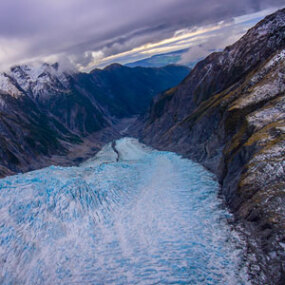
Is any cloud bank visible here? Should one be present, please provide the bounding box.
[0,0,283,71]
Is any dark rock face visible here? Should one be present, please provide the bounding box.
[0,64,189,177]
[140,8,285,284]
[0,93,80,175]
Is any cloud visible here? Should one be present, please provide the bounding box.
[178,23,246,65]
[0,0,283,71]
[178,7,277,65]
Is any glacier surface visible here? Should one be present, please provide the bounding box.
[0,138,248,284]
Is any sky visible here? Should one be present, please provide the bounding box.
[0,0,283,72]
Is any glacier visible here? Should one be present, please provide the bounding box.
[0,138,249,284]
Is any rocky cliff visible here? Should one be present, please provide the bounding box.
[140,8,285,284]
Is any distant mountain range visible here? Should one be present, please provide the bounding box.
[125,49,201,68]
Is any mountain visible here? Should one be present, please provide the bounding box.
[88,64,190,117]
[138,8,285,284]
[125,49,199,68]
[0,63,189,177]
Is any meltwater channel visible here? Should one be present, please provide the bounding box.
[0,138,249,284]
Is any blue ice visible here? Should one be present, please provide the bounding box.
[0,138,249,284]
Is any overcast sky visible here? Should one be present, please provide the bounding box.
[0,0,283,71]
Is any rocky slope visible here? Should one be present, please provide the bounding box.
[0,63,189,176]
[139,8,285,284]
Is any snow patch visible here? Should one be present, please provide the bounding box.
[247,97,285,130]
[264,49,285,69]
[0,73,22,98]
[10,63,70,99]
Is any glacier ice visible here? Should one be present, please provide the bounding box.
[0,138,249,284]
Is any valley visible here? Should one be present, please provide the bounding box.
[0,64,189,177]
[0,7,284,285]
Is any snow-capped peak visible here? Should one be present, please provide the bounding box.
[0,73,23,98]
[7,62,71,99]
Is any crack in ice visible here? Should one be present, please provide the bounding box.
[0,138,249,284]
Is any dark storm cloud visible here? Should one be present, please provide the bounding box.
[0,0,283,70]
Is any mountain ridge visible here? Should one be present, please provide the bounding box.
[138,8,285,284]
[125,49,199,68]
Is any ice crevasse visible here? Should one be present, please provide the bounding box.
[0,137,249,284]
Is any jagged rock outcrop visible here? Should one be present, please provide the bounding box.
[140,8,285,284]
[0,63,189,176]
